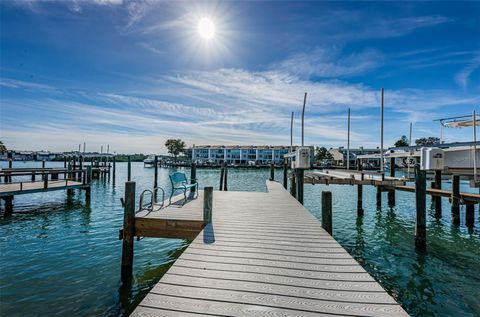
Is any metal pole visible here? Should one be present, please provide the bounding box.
[301,92,307,146]
[347,108,350,170]
[380,88,384,172]
[409,122,412,146]
[290,112,294,153]
[83,142,86,153]
[473,110,477,183]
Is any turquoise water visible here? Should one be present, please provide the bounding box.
[1,161,479,316]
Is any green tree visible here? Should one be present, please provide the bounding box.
[165,139,186,161]
[394,136,409,147]
[315,146,333,163]
[415,137,440,146]
[0,141,6,154]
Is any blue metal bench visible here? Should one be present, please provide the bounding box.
[169,172,198,204]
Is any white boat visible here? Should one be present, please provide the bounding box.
[143,154,156,166]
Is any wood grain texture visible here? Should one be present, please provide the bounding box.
[132,181,408,316]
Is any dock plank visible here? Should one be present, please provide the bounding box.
[132,181,408,316]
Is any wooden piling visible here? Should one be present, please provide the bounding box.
[376,186,382,209]
[415,167,427,250]
[86,166,92,184]
[322,191,332,235]
[466,203,474,227]
[113,156,116,178]
[283,159,288,189]
[290,171,297,198]
[190,162,197,193]
[434,170,442,217]
[203,187,213,225]
[270,163,275,181]
[8,159,12,168]
[42,160,46,169]
[43,173,48,189]
[388,157,395,206]
[223,163,228,191]
[219,164,224,191]
[127,156,132,181]
[154,156,158,189]
[451,175,460,226]
[121,181,136,283]
[64,156,67,169]
[357,184,364,216]
[3,196,14,216]
[296,169,304,205]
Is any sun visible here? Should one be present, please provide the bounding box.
[198,17,215,40]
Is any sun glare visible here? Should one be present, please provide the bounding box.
[198,18,215,40]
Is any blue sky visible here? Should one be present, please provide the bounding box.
[1,1,479,154]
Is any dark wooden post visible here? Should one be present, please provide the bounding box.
[203,187,213,225]
[121,181,136,283]
[269,163,275,181]
[219,164,224,191]
[415,166,427,250]
[64,156,67,168]
[8,159,12,168]
[223,163,228,191]
[72,156,77,181]
[322,191,332,235]
[113,156,116,179]
[451,175,460,226]
[42,160,46,169]
[376,186,382,209]
[31,172,35,182]
[3,196,14,216]
[154,156,158,189]
[290,170,297,198]
[466,203,474,227]
[283,159,288,189]
[127,156,131,181]
[434,170,442,217]
[86,166,92,184]
[357,184,364,216]
[43,172,48,189]
[387,157,395,206]
[190,162,197,193]
[296,169,304,205]
[79,155,84,180]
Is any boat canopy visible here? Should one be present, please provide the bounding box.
[437,114,480,128]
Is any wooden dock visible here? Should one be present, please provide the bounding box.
[128,181,407,316]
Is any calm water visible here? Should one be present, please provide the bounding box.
[1,161,479,316]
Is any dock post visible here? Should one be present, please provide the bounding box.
[290,170,297,198]
[434,170,442,218]
[321,191,332,235]
[42,160,46,169]
[387,157,395,206]
[8,159,12,168]
[127,156,131,181]
[415,166,427,250]
[203,187,213,225]
[3,196,14,216]
[270,163,275,181]
[43,172,48,189]
[296,169,304,205]
[219,163,225,191]
[113,156,116,179]
[466,203,474,227]
[79,155,84,180]
[376,186,382,209]
[64,156,67,169]
[357,184,364,216]
[121,181,136,283]
[223,163,228,191]
[190,162,197,193]
[154,156,158,189]
[451,175,460,226]
[86,166,92,184]
[283,159,288,189]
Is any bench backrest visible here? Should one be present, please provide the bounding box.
[169,172,188,186]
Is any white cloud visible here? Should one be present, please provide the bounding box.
[455,55,480,89]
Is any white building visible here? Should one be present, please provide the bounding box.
[190,145,313,165]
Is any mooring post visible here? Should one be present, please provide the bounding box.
[42,160,46,169]
[79,155,84,180]
[154,155,158,189]
[376,186,382,209]
[72,156,77,181]
[127,156,131,181]
[190,162,197,193]
[415,166,427,250]
[8,159,12,169]
[43,172,48,189]
[203,186,213,225]
[466,203,474,227]
[357,184,364,216]
[387,157,395,206]
[451,175,460,226]
[219,163,225,191]
[86,166,92,184]
[290,170,297,198]
[3,196,14,216]
[121,181,136,283]
[223,163,228,191]
[270,163,275,181]
[296,169,304,205]
[64,156,67,169]
[113,156,116,179]
[283,159,288,189]
[434,170,442,217]
[321,191,332,235]
[31,171,35,182]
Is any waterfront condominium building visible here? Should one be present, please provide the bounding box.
[190,145,313,165]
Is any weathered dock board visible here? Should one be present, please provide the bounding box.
[0,180,86,197]
[132,181,408,316]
